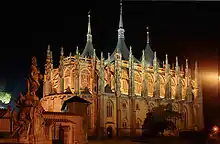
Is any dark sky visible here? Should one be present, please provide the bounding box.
[0,1,219,127]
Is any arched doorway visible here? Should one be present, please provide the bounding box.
[107,126,113,138]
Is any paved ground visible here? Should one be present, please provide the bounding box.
[89,139,140,144]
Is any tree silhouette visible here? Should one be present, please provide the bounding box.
[142,104,182,137]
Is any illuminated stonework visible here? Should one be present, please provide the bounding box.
[41,2,204,138]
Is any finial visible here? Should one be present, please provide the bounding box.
[76,46,79,55]
[119,0,123,28]
[61,47,64,56]
[88,11,91,34]
[146,27,150,44]
[186,59,188,69]
[101,51,103,60]
[162,61,165,67]
[129,46,132,53]
[142,49,145,61]
[50,51,53,62]
[69,52,72,57]
[93,49,96,58]
[175,56,178,67]
[165,54,168,65]
[87,11,92,42]
[154,51,157,60]
[47,45,50,56]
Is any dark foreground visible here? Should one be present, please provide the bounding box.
[89,136,219,144]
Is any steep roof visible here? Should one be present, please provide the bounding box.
[109,3,139,63]
[61,96,91,111]
[140,27,161,66]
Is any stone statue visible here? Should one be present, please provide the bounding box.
[11,56,46,143]
[27,56,43,99]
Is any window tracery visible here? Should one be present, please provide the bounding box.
[107,100,113,117]
[135,72,141,95]
[80,69,90,89]
[136,103,140,110]
[122,119,127,128]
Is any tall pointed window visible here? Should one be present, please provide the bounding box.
[107,100,113,117]
[122,119,127,128]
[80,69,90,89]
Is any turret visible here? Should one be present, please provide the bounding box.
[44,45,53,97]
[141,49,148,97]
[175,56,181,100]
[128,46,135,97]
[165,54,171,99]
[59,46,64,67]
[153,51,160,98]
[99,52,105,94]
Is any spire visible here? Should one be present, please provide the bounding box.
[101,51,103,61]
[186,59,188,69]
[129,46,132,56]
[69,52,72,57]
[146,27,150,44]
[175,56,179,74]
[176,56,179,67]
[118,0,125,39]
[60,47,64,56]
[76,46,79,55]
[119,1,123,28]
[50,51,53,62]
[93,48,96,59]
[142,49,145,62]
[108,52,110,64]
[87,11,92,42]
[140,26,154,66]
[81,11,94,58]
[165,54,168,65]
[153,51,157,62]
[50,51,53,69]
[47,45,50,57]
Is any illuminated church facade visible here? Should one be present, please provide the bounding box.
[41,2,204,137]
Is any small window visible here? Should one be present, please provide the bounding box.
[122,103,126,109]
[122,121,127,128]
[136,103,140,110]
[107,100,113,117]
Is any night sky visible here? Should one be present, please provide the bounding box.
[0,1,219,128]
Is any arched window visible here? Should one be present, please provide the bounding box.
[122,119,127,128]
[183,107,188,129]
[134,72,141,95]
[64,69,71,90]
[80,69,90,89]
[122,102,127,109]
[136,118,142,128]
[107,100,113,117]
[136,103,140,110]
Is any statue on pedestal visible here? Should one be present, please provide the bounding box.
[11,56,46,143]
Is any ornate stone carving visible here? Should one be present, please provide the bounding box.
[27,56,43,100]
[11,57,46,143]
